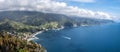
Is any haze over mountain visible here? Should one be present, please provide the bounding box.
[0,0,119,21]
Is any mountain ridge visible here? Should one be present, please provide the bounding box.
[0,11,114,34]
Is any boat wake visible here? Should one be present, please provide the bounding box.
[62,36,71,40]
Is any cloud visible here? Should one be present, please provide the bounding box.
[0,0,4,2]
[0,0,116,21]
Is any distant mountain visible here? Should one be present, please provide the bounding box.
[0,11,114,25]
[0,11,114,34]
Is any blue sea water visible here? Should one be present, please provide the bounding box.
[35,23,120,52]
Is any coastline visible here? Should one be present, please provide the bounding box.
[27,26,65,41]
[27,25,87,42]
[27,31,43,41]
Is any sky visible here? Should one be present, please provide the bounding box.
[0,0,119,21]
[62,0,120,17]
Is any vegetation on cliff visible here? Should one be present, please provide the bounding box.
[0,31,46,52]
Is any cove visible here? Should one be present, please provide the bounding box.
[35,23,120,52]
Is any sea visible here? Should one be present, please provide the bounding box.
[34,23,120,52]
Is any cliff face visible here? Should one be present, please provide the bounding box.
[0,32,46,52]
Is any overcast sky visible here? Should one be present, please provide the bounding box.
[0,0,119,21]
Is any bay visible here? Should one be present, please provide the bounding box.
[35,23,120,52]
